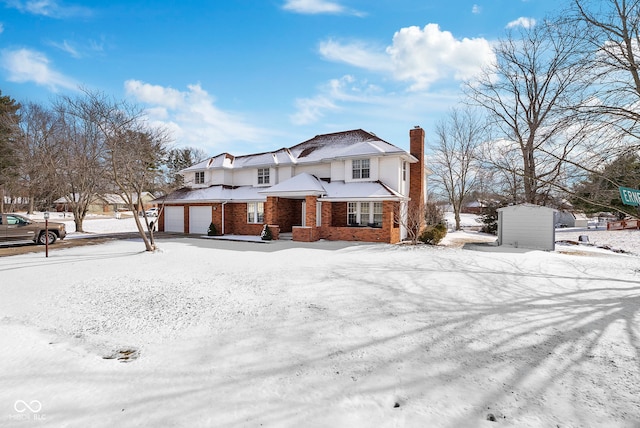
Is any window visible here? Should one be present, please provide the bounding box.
[195,171,205,184]
[247,202,265,223]
[258,168,270,185]
[352,159,370,179]
[373,202,383,225]
[348,202,358,225]
[402,161,407,181]
[347,202,384,227]
[360,202,370,222]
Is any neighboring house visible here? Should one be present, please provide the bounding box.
[555,210,589,228]
[497,204,557,251]
[54,192,156,214]
[158,127,427,243]
[462,200,487,215]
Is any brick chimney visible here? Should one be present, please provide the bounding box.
[409,126,425,217]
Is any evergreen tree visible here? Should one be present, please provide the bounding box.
[571,151,640,217]
[165,147,208,188]
[261,224,272,241]
[0,91,21,212]
[207,222,218,236]
[0,91,20,182]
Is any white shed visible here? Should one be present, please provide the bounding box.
[497,204,557,251]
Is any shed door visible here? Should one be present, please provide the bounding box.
[164,206,184,233]
[189,206,212,235]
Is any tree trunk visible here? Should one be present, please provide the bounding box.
[28,195,34,214]
[132,210,155,251]
[74,216,84,233]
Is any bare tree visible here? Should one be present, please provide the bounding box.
[394,201,426,244]
[108,127,169,250]
[568,0,640,144]
[82,90,170,251]
[424,195,445,226]
[430,108,484,230]
[466,19,588,205]
[15,102,62,213]
[478,141,525,205]
[54,94,110,232]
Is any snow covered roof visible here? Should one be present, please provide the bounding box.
[182,153,234,172]
[181,129,416,173]
[497,203,557,213]
[289,130,411,164]
[163,173,406,203]
[258,173,405,201]
[161,186,266,203]
[258,173,326,197]
[55,192,156,204]
[320,180,405,201]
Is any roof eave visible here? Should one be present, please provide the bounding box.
[321,151,415,163]
[319,196,407,202]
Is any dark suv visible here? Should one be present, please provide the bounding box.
[0,214,67,245]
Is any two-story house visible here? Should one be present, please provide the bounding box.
[158,127,426,243]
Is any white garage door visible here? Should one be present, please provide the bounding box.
[164,206,184,233]
[189,206,212,235]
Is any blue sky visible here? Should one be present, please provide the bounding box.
[0,0,562,155]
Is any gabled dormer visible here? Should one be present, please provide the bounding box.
[180,152,235,187]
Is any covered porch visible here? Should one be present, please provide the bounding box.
[260,173,404,243]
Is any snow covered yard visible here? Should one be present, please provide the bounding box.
[1,230,640,427]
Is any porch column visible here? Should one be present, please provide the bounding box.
[321,199,331,227]
[305,195,317,229]
[384,200,401,244]
[265,196,278,225]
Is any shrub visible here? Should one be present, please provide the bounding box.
[418,223,447,245]
[261,224,272,241]
[207,222,218,236]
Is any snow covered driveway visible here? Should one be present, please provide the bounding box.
[1,238,639,427]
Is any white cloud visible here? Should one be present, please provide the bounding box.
[49,40,80,58]
[282,0,364,16]
[472,4,481,14]
[290,94,338,125]
[125,80,268,153]
[48,38,104,58]
[319,40,392,73]
[290,75,373,125]
[289,74,455,128]
[5,0,91,18]
[0,48,77,90]
[506,17,536,29]
[320,24,495,91]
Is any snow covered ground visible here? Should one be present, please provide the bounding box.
[1,214,640,427]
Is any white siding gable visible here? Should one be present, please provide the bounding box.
[233,168,255,187]
[379,157,405,196]
[295,163,330,180]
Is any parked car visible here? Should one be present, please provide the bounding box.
[0,214,66,245]
[144,208,159,217]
